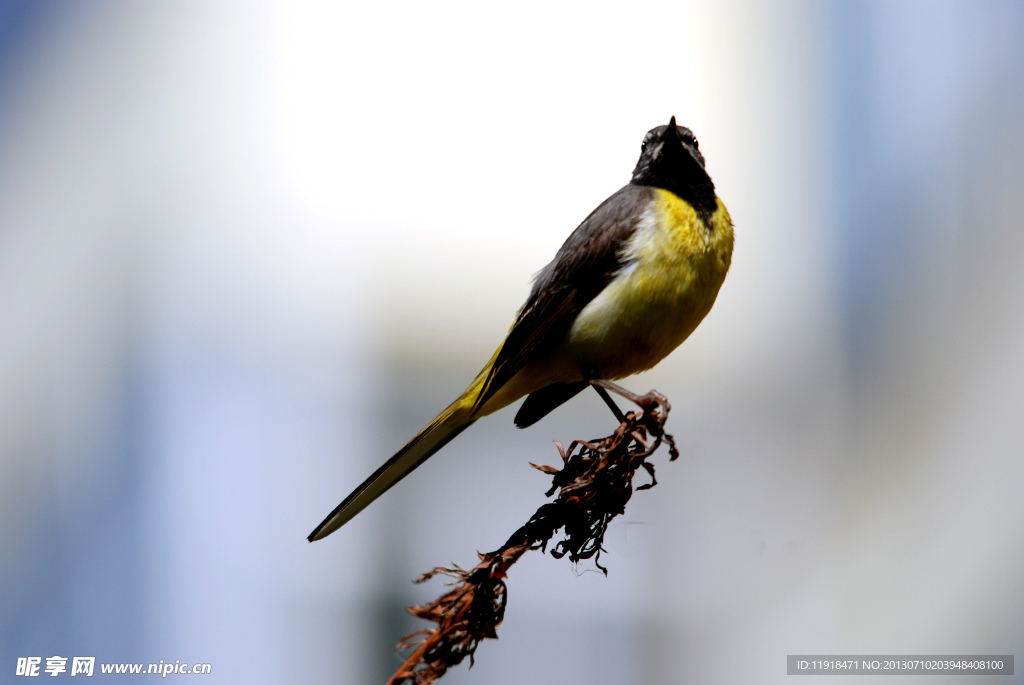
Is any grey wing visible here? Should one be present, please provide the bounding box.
[473,184,652,412]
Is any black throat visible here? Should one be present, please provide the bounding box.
[635,168,717,225]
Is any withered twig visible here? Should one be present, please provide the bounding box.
[387,386,678,685]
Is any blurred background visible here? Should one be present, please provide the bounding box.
[1,1,1023,683]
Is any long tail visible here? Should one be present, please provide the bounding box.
[307,393,478,542]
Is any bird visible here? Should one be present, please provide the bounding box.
[308,116,733,542]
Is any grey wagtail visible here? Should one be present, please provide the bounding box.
[309,117,733,541]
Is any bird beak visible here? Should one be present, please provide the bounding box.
[664,116,680,147]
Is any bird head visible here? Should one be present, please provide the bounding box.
[630,117,716,217]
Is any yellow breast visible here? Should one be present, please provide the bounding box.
[564,188,733,379]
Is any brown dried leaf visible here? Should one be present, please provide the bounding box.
[386,387,676,685]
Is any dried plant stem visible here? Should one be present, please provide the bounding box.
[387,382,678,685]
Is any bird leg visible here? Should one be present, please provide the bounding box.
[590,383,627,423]
[589,379,671,422]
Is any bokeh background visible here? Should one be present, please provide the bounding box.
[2,1,1023,683]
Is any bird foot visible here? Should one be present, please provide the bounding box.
[588,379,671,423]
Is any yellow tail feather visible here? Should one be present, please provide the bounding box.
[307,389,480,541]
[308,337,550,541]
